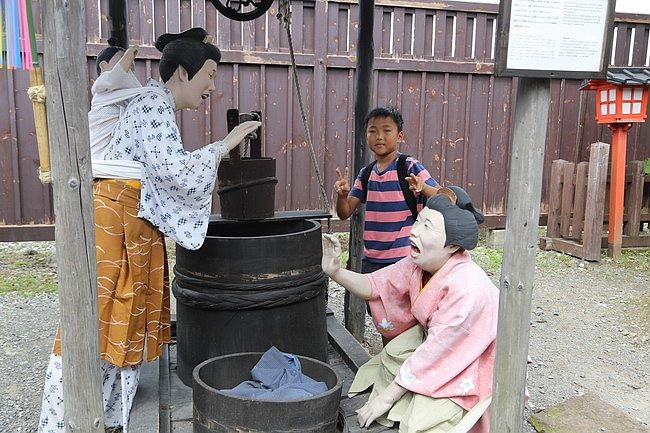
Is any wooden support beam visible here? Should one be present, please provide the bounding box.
[491,77,550,432]
[41,1,104,431]
[346,0,375,343]
[538,237,585,259]
[540,233,650,261]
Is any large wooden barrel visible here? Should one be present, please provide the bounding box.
[172,217,329,386]
[193,352,342,433]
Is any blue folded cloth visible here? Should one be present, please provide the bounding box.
[220,347,328,400]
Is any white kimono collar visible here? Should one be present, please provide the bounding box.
[145,79,176,110]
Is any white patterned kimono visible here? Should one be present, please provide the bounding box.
[106,79,228,250]
[366,251,499,433]
[89,64,152,179]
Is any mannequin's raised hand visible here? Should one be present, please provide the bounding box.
[223,121,262,152]
[321,233,342,276]
[119,45,139,72]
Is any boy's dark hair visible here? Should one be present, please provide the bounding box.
[155,27,221,83]
[364,106,404,132]
[95,37,125,76]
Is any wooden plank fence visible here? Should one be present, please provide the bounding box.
[540,143,650,261]
[1,1,650,241]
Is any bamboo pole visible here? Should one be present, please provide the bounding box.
[28,66,51,183]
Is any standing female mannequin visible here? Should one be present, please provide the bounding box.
[39,28,259,433]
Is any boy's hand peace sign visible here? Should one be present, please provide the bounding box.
[406,173,424,193]
[334,167,351,197]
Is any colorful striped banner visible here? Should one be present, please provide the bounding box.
[1,0,38,69]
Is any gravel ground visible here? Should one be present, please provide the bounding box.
[0,238,648,433]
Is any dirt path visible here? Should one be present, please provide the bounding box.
[328,240,650,431]
[0,240,648,432]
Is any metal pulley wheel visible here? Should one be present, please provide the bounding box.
[207,0,274,21]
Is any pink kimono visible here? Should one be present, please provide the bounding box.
[367,250,499,433]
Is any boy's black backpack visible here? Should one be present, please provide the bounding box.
[360,153,419,221]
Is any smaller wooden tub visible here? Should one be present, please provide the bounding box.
[193,352,343,433]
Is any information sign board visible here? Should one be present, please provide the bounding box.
[495,0,615,78]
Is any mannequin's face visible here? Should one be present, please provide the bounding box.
[409,207,458,273]
[182,59,217,109]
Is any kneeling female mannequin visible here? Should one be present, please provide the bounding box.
[322,186,497,433]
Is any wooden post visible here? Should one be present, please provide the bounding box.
[545,159,565,239]
[490,77,549,432]
[345,0,374,342]
[582,142,609,261]
[623,161,645,237]
[559,162,575,238]
[108,0,129,48]
[226,108,241,160]
[606,123,631,258]
[571,161,589,240]
[41,1,104,432]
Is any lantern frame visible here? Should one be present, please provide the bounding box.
[591,82,648,123]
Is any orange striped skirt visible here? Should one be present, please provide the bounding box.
[53,179,171,367]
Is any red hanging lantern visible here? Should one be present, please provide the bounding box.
[581,68,650,124]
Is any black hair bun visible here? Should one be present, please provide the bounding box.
[155,27,209,52]
[447,185,485,224]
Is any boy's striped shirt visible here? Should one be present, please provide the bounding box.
[350,153,438,264]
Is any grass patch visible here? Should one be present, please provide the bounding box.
[0,274,57,295]
[0,243,58,295]
[472,246,503,273]
[613,248,650,269]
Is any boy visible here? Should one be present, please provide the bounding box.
[334,106,439,274]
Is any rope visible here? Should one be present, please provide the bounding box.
[172,270,328,311]
[277,0,332,229]
[217,176,278,194]
[27,84,46,102]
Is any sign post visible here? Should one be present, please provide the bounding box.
[492,0,614,430]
